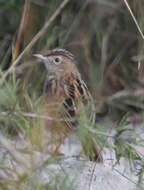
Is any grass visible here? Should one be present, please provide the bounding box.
[0,0,144,189]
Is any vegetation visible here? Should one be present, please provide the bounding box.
[0,0,144,189]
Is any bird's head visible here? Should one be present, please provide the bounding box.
[33,49,76,75]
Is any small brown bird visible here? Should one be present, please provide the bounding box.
[34,49,103,162]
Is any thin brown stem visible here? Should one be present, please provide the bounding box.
[1,0,70,84]
[123,0,144,40]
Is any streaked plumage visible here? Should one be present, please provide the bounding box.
[34,48,103,162]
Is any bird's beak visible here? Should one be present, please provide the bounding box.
[33,54,51,71]
[33,54,47,61]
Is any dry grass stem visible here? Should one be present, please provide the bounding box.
[123,0,144,40]
[107,88,144,103]
[1,0,70,84]
[0,111,55,121]
[0,111,113,137]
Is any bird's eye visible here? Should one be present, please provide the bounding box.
[54,57,61,65]
[55,57,60,62]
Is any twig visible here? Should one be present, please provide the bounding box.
[123,0,144,70]
[123,0,144,40]
[84,125,114,138]
[0,111,55,121]
[13,0,31,60]
[114,168,137,185]
[1,0,70,84]
[107,88,144,104]
[0,110,114,138]
[88,122,116,190]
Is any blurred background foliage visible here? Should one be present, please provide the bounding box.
[0,0,144,150]
[0,0,144,188]
[1,0,144,115]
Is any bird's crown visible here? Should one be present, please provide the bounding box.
[44,48,75,60]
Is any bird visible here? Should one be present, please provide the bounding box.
[34,48,103,162]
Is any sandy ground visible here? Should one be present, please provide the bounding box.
[0,117,144,189]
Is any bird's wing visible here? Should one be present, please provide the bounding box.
[62,75,95,129]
